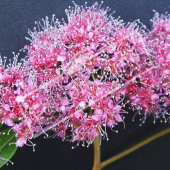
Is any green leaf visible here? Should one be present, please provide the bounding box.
[0,127,17,168]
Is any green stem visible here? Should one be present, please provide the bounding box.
[100,127,170,169]
[92,135,101,170]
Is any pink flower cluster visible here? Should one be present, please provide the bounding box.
[0,2,170,147]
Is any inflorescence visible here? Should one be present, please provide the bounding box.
[0,2,170,148]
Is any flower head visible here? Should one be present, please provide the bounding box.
[1,2,170,148]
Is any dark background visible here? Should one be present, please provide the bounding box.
[1,0,170,170]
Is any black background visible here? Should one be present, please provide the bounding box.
[1,0,170,170]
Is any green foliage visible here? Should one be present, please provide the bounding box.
[0,127,17,168]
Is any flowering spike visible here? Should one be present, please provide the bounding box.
[1,2,170,149]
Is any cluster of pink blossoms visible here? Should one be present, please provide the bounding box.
[0,2,170,148]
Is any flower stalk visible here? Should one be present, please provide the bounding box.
[92,135,101,170]
[92,127,170,170]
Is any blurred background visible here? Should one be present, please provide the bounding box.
[0,0,170,170]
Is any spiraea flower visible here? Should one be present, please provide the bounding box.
[25,2,126,146]
[23,2,126,146]
[1,2,170,149]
